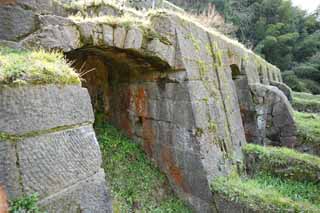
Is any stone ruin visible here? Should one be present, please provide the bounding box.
[0,0,298,212]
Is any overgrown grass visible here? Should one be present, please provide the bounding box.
[95,123,191,212]
[211,173,320,212]
[243,144,320,183]
[293,92,320,113]
[294,111,320,145]
[0,48,80,86]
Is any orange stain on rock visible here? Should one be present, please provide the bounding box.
[135,87,147,117]
[161,146,190,193]
[0,0,16,5]
[134,87,156,157]
[0,186,8,213]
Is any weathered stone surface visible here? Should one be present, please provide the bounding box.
[0,5,38,41]
[21,15,80,51]
[0,2,291,212]
[270,80,293,102]
[0,85,94,135]
[0,141,21,199]
[39,170,112,213]
[124,27,143,49]
[247,84,297,147]
[17,125,102,198]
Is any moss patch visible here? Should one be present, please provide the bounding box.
[0,48,80,86]
[95,122,191,212]
[243,144,320,183]
[211,174,320,212]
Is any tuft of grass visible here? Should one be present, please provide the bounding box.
[9,193,43,213]
[293,92,320,113]
[294,111,320,145]
[211,174,320,212]
[0,48,80,86]
[95,122,191,212]
[243,144,320,183]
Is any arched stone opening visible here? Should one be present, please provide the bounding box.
[230,64,241,80]
[65,46,171,138]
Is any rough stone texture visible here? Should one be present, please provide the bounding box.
[270,80,293,103]
[0,141,21,199]
[248,84,297,147]
[0,85,94,135]
[0,5,38,41]
[0,85,112,212]
[39,170,112,213]
[17,126,102,198]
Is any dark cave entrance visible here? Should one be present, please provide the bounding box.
[65,46,171,138]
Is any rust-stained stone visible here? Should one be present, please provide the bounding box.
[0,186,8,213]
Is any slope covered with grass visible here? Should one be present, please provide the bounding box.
[293,92,320,113]
[95,123,191,212]
[211,173,320,213]
[211,144,320,212]
[294,111,320,146]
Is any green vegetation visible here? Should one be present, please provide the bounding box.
[294,111,320,146]
[211,173,320,212]
[95,123,191,212]
[293,92,320,113]
[9,193,42,213]
[0,48,80,86]
[243,144,320,183]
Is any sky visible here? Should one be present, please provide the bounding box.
[291,0,320,13]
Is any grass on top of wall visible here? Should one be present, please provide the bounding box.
[0,47,80,86]
[95,122,191,212]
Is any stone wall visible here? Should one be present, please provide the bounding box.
[0,1,293,212]
[0,85,112,212]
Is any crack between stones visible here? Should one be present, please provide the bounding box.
[37,170,102,205]
[207,32,233,154]
[14,142,25,195]
[0,122,93,143]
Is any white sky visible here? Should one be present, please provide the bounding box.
[291,0,320,13]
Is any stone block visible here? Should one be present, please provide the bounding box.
[0,85,94,134]
[39,170,112,213]
[0,5,37,41]
[0,141,21,199]
[17,125,102,198]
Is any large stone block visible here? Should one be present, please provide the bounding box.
[0,85,94,135]
[0,141,21,199]
[0,5,38,41]
[17,125,102,198]
[39,170,112,213]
